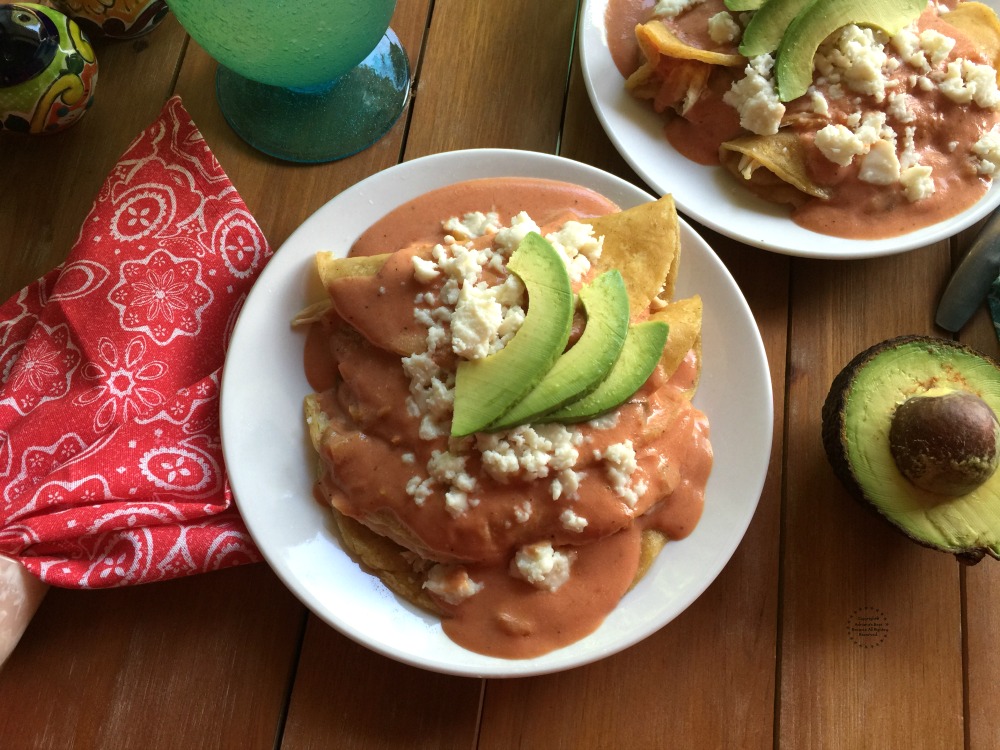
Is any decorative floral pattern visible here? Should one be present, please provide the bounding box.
[0,97,267,588]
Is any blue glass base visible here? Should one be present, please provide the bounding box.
[215,29,410,163]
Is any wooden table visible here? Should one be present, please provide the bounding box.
[2,3,999,748]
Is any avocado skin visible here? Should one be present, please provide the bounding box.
[821,335,1000,564]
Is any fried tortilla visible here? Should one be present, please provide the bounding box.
[719,131,832,206]
[627,20,743,116]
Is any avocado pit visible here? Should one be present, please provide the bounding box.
[888,388,1000,496]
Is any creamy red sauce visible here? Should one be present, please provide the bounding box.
[304,178,713,659]
[608,0,1000,239]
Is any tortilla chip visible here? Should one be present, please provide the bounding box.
[586,195,681,312]
[316,251,390,284]
[631,530,668,590]
[943,3,1000,70]
[317,249,427,356]
[720,132,831,205]
[652,294,702,394]
[627,21,743,116]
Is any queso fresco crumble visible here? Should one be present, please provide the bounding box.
[398,211,643,601]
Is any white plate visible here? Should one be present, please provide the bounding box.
[220,148,772,677]
[578,0,1000,259]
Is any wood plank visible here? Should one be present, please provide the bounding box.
[0,565,304,749]
[280,619,482,750]
[475,35,787,750]
[781,247,965,748]
[954,262,1000,750]
[403,0,579,157]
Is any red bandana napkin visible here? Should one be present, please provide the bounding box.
[0,96,266,588]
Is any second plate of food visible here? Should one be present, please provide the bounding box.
[579,0,1000,258]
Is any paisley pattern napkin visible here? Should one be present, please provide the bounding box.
[0,96,265,588]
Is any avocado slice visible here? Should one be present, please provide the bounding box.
[546,319,669,424]
[774,0,925,102]
[821,335,1000,563]
[450,232,574,437]
[490,269,631,430]
[727,0,766,11]
[740,0,811,58]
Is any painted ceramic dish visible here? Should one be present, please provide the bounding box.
[0,3,97,134]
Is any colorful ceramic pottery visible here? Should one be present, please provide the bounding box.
[0,4,98,134]
[49,0,169,41]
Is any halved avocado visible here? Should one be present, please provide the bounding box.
[821,335,1000,563]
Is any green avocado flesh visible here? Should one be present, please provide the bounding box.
[740,0,811,58]
[450,233,573,437]
[489,269,630,431]
[547,319,669,424]
[726,0,765,11]
[822,336,1000,562]
[775,0,926,102]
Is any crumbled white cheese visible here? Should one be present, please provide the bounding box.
[411,255,440,283]
[550,468,584,500]
[974,128,1000,175]
[652,0,705,18]
[423,564,484,604]
[406,475,434,506]
[442,211,501,240]
[815,25,889,102]
[427,449,476,492]
[814,124,868,167]
[707,12,740,45]
[510,541,574,591]
[545,220,604,284]
[938,59,1000,109]
[598,440,641,508]
[809,87,830,117]
[559,508,589,533]
[723,54,785,136]
[478,423,581,483]
[444,489,470,517]
[493,212,542,255]
[814,113,894,167]
[900,164,936,201]
[886,91,916,124]
[513,499,533,524]
[450,283,504,360]
[859,139,901,185]
[920,29,956,66]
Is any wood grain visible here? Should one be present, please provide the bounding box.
[781,247,965,748]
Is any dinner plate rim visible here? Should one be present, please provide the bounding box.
[219,147,773,677]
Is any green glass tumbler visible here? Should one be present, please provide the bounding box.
[166,0,409,163]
